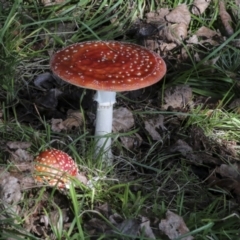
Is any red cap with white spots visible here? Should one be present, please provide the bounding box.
[34,149,78,188]
[50,41,166,92]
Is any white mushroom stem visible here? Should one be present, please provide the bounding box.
[94,90,116,162]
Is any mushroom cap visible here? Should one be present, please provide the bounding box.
[34,149,78,188]
[50,41,166,92]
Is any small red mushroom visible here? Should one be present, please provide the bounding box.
[50,41,166,163]
[34,149,78,188]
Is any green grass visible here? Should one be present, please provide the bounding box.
[1,0,240,239]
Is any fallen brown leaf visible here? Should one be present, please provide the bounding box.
[51,118,66,132]
[112,107,134,133]
[85,217,109,235]
[51,110,83,132]
[146,8,169,23]
[20,176,35,190]
[40,208,69,229]
[159,42,177,52]
[208,176,239,193]
[0,175,22,221]
[203,56,220,70]
[114,219,140,237]
[186,35,199,44]
[0,175,22,204]
[140,216,156,239]
[76,172,88,185]
[120,133,143,150]
[6,142,34,172]
[96,202,111,217]
[7,141,31,149]
[170,139,193,157]
[165,4,191,26]
[163,85,192,110]
[159,210,193,240]
[9,148,34,162]
[192,0,211,15]
[7,142,33,172]
[165,23,188,44]
[62,109,83,130]
[195,26,221,39]
[40,0,67,7]
[219,0,234,36]
[144,115,165,141]
[216,164,240,181]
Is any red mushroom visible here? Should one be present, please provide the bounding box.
[50,41,166,163]
[34,149,78,188]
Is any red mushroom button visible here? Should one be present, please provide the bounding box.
[34,149,78,188]
[50,41,166,163]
